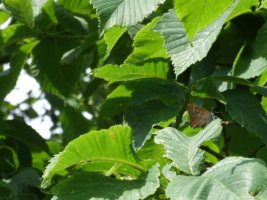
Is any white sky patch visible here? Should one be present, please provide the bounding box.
[28,116,53,139]
[82,111,93,120]
[4,69,53,139]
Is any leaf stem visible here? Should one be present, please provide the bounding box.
[200,145,225,160]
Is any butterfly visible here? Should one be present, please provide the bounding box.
[187,104,216,128]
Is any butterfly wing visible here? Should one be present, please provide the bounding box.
[187,104,213,128]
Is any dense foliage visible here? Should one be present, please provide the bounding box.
[1,0,267,199]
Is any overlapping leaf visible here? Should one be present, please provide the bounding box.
[93,60,169,82]
[174,0,232,41]
[153,2,237,76]
[90,0,166,34]
[100,79,184,117]
[234,21,267,79]
[0,41,37,103]
[51,164,160,200]
[3,0,34,27]
[155,119,222,175]
[125,18,168,64]
[166,157,267,200]
[41,125,146,188]
[125,101,183,149]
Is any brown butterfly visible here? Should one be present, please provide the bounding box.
[187,104,216,128]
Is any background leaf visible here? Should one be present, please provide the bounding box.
[234,21,267,79]
[223,88,267,145]
[3,0,34,27]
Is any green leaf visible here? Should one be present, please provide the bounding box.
[3,0,34,27]
[223,88,267,145]
[41,125,146,188]
[174,0,232,41]
[166,157,267,200]
[0,120,49,153]
[0,24,34,47]
[227,0,259,21]
[100,79,185,117]
[137,137,168,167]
[259,0,267,9]
[155,119,222,175]
[0,41,38,103]
[225,125,263,156]
[0,11,10,25]
[9,168,40,195]
[125,101,183,149]
[90,0,166,34]
[255,68,267,86]
[32,0,47,17]
[60,107,91,144]
[153,4,237,77]
[93,60,169,82]
[125,18,168,64]
[234,21,267,79]
[32,39,82,96]
[104,26,127,52]
[190,77,224,100]
[52,164,160,200]
[54,4,89,35]
[58,0,92,14]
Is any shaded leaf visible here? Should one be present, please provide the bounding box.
[54,4,88,35]
[32,39,82,96]
[0,120,49,153]
[234,21,267,79]
[100,79,185,117]
[52,164,160,200]
[104,26,127,52]
[223,88,267,145]
[0,41,38,103]
[155,119,222,175]
[125,101,183,149]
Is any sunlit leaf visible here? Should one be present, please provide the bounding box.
[174,0,232,41]
[155,119,222,175]
[153,3,237,76]
[166,157,267,200]
[41,125,146,188]
[90,0,166,34]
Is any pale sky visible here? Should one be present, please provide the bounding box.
[5,69,53,139]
